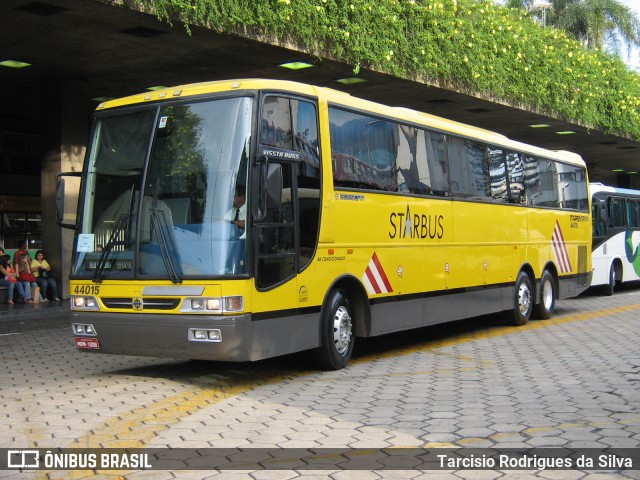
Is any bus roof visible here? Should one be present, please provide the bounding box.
[590,182,640,196]
[97,78,585,168]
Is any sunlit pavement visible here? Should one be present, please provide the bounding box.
[1,287,640,479]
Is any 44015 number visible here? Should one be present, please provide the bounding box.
[73,285,100,295]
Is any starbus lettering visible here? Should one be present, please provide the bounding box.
[389,205,444,240]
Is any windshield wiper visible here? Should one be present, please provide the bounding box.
[93,185,135,283]
[149,201,182,284]
[93,213,129,283]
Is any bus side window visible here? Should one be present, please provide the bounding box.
[420,130,449,196]
[291,99,321,271]
[261,97,293,149]
[328,108,396,191]
[291,99,320,177]
[448,138,490,199]
[488,147,508,202]
[366,120,397,191]
[396,124,420,193]
[627,199,640,228]
[608,197,624,228]
[530,159,559,208]
[506,152,527,204]
[593,201,606,236]
[521,154,540,205]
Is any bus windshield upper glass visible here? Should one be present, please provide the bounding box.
[72,96,252,280]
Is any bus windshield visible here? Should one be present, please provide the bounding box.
[72,96,253,280]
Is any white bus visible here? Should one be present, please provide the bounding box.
[591,182,640,295]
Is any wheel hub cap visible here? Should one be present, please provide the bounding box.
[518,283,531,316]
[333,306,352,355]
[542,281,553,309]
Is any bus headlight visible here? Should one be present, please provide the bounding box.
[72,296,99,310]
[181,296,243,313]
[191,298,206,310]
[184,297,221,312]
[72,323,96,335]
[189,328,222,342]
[206,298,221,310]
[224,296,243,312]
[192,298,223,311]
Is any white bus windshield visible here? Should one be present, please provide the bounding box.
[72,96,253,279]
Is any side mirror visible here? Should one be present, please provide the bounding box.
[56,172,82,229]
[266,163,283,209]
[255,161,283,221]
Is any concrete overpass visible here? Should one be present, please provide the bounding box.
[2,0,639,295]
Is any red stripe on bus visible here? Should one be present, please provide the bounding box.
[552,221,572,272]
[371,252,393,293]
[365,265,382,294]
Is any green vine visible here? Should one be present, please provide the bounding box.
[129,0,640,140]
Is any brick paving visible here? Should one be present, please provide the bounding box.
[1,289,640,478]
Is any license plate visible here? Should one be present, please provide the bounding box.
[75,337,100,349]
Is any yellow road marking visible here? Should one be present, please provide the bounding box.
[37,373,297,479]
[432,351,498,366]
[423,442,457,448]
[523,427,557,435]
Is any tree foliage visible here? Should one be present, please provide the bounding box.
[129,0,640,140]
[506,0,640,54]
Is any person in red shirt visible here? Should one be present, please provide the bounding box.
[12,239,30,272]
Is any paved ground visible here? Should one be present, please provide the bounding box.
[0,300,70,333]
[1,288,640,479]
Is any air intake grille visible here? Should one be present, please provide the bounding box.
[577,246,588,273]
[577,245,589,287]
[102,297,180,310]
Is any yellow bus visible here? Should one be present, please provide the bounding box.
[58,79,591,370]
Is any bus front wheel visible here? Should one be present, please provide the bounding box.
[533,270,555,320]
[605,264,618,296]
[313,289,354,370]
[508,271,533,326]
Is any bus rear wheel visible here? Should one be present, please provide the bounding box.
[507,271,533,326]
[533,270,555,320]
[313,289,354,370]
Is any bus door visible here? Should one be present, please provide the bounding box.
[592,195,607,248]
[254,160,297,294]
[253,94,322,314]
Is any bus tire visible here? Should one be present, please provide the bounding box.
[605,264,617,296]
[313,289,354,370]
[507,271,533,326]
[533,270,555,320]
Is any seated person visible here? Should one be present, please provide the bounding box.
[31,250,60,302]
[230,185,246,239]
[12,239,31,272]
[227,185,246,273]
[17,253,39,302]
[0,254,30,303]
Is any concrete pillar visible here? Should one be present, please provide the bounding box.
[41,78,90,299]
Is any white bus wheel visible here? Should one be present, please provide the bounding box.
[313,289,354,370]
[605,264,617,296]
[533,270,556,320]
[507,271,533,326]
